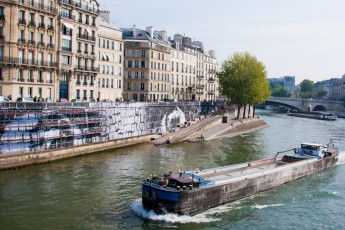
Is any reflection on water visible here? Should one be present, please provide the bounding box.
[0,110,345,229]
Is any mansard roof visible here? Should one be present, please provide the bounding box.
[121,28,170,46]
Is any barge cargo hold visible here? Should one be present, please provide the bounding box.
[142,142,339,215]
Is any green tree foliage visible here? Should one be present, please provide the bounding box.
[300,79,314,93]
[271,85,291,97]
[299,91,313,98]
[217,52,270,119]
[315,90,327,99]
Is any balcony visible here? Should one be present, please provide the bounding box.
[196,84,205,89]
[18,78,25,82]
[84,50,89,55]
[197,75,204,79]
[18,38,26,45]
[62,47,72,52]
[47,44,55,49]
[83,82,88,86]
[27,78,34,82]
[91,51,95,56]
[0,15,5,21]
[208,78,215,83]
[208,91,215,95]
[90,82,94,86]
[77,49,82,53]
[75,65,85,70]
[60,13,75,20]
[37,79,44,83]
[0,35,5,41]
[76,81,81,85]
[18,18,26,25]
[37,42,45,47]
[77,34,96,41]
[28,20,36,27]
[18,0,57,13]
[38,22,45,29]
[28,40,36,46]
[47,25,54,31]
[46,80,53,83]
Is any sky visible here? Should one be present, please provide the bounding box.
[97,0,345,84]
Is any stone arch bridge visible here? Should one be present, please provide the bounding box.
[265,97,345,112]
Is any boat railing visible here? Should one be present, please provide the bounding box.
[273,148,296,161]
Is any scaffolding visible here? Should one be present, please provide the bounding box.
[0,102,106,153]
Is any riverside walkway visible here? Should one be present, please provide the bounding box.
[150,113,267,145]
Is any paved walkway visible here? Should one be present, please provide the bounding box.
[150,115,222,145]
[150,114,265,146]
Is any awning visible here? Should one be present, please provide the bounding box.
[105,53,110,60]
[63,22,74,30]
[84,28,91,34]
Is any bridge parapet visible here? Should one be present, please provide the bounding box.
[266,97,345,112]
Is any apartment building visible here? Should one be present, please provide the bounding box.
[97,11,123,102]
[0,0,58,101]
[195,49,219,101]
[58,0,99,101]
[202,50,219,101]
[170,35,197,101]
[122,25,171,102]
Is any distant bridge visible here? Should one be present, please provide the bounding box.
[265,97,345,112]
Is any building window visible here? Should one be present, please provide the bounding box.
[141,83,144,90]
[62,39,72,51]
[28,87,33,98]
[62,55,71,65]
[47,88,51,99]
[62,25,72,36]
[38,87,42,97]
[19,87,23,97]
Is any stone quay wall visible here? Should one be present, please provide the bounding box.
[0,101,221,167]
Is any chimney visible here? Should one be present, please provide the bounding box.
[99,11,110,23]
[146,26,154,38]
[133,24,137,37]
[209,50,216,58]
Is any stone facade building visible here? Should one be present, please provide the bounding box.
[97,11,123,102]
[0,2,220,103]
[122,25,171,102]
[170,35,197,101]
[0,0,59,101]
[58,0,99,101]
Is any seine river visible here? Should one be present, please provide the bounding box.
[1,110,345,229]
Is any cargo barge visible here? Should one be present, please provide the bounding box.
[287,110,338,121]
[142,142,339,215]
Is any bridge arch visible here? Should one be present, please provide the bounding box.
[312,105,327,112]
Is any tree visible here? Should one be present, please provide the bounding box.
[316,90,327,99]
[271,85,291,97]
[217,52,270,119]
[300,79,314,93]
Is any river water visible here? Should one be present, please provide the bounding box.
[1,110,345,229]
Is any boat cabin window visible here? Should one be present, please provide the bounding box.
[301,144,320,151]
